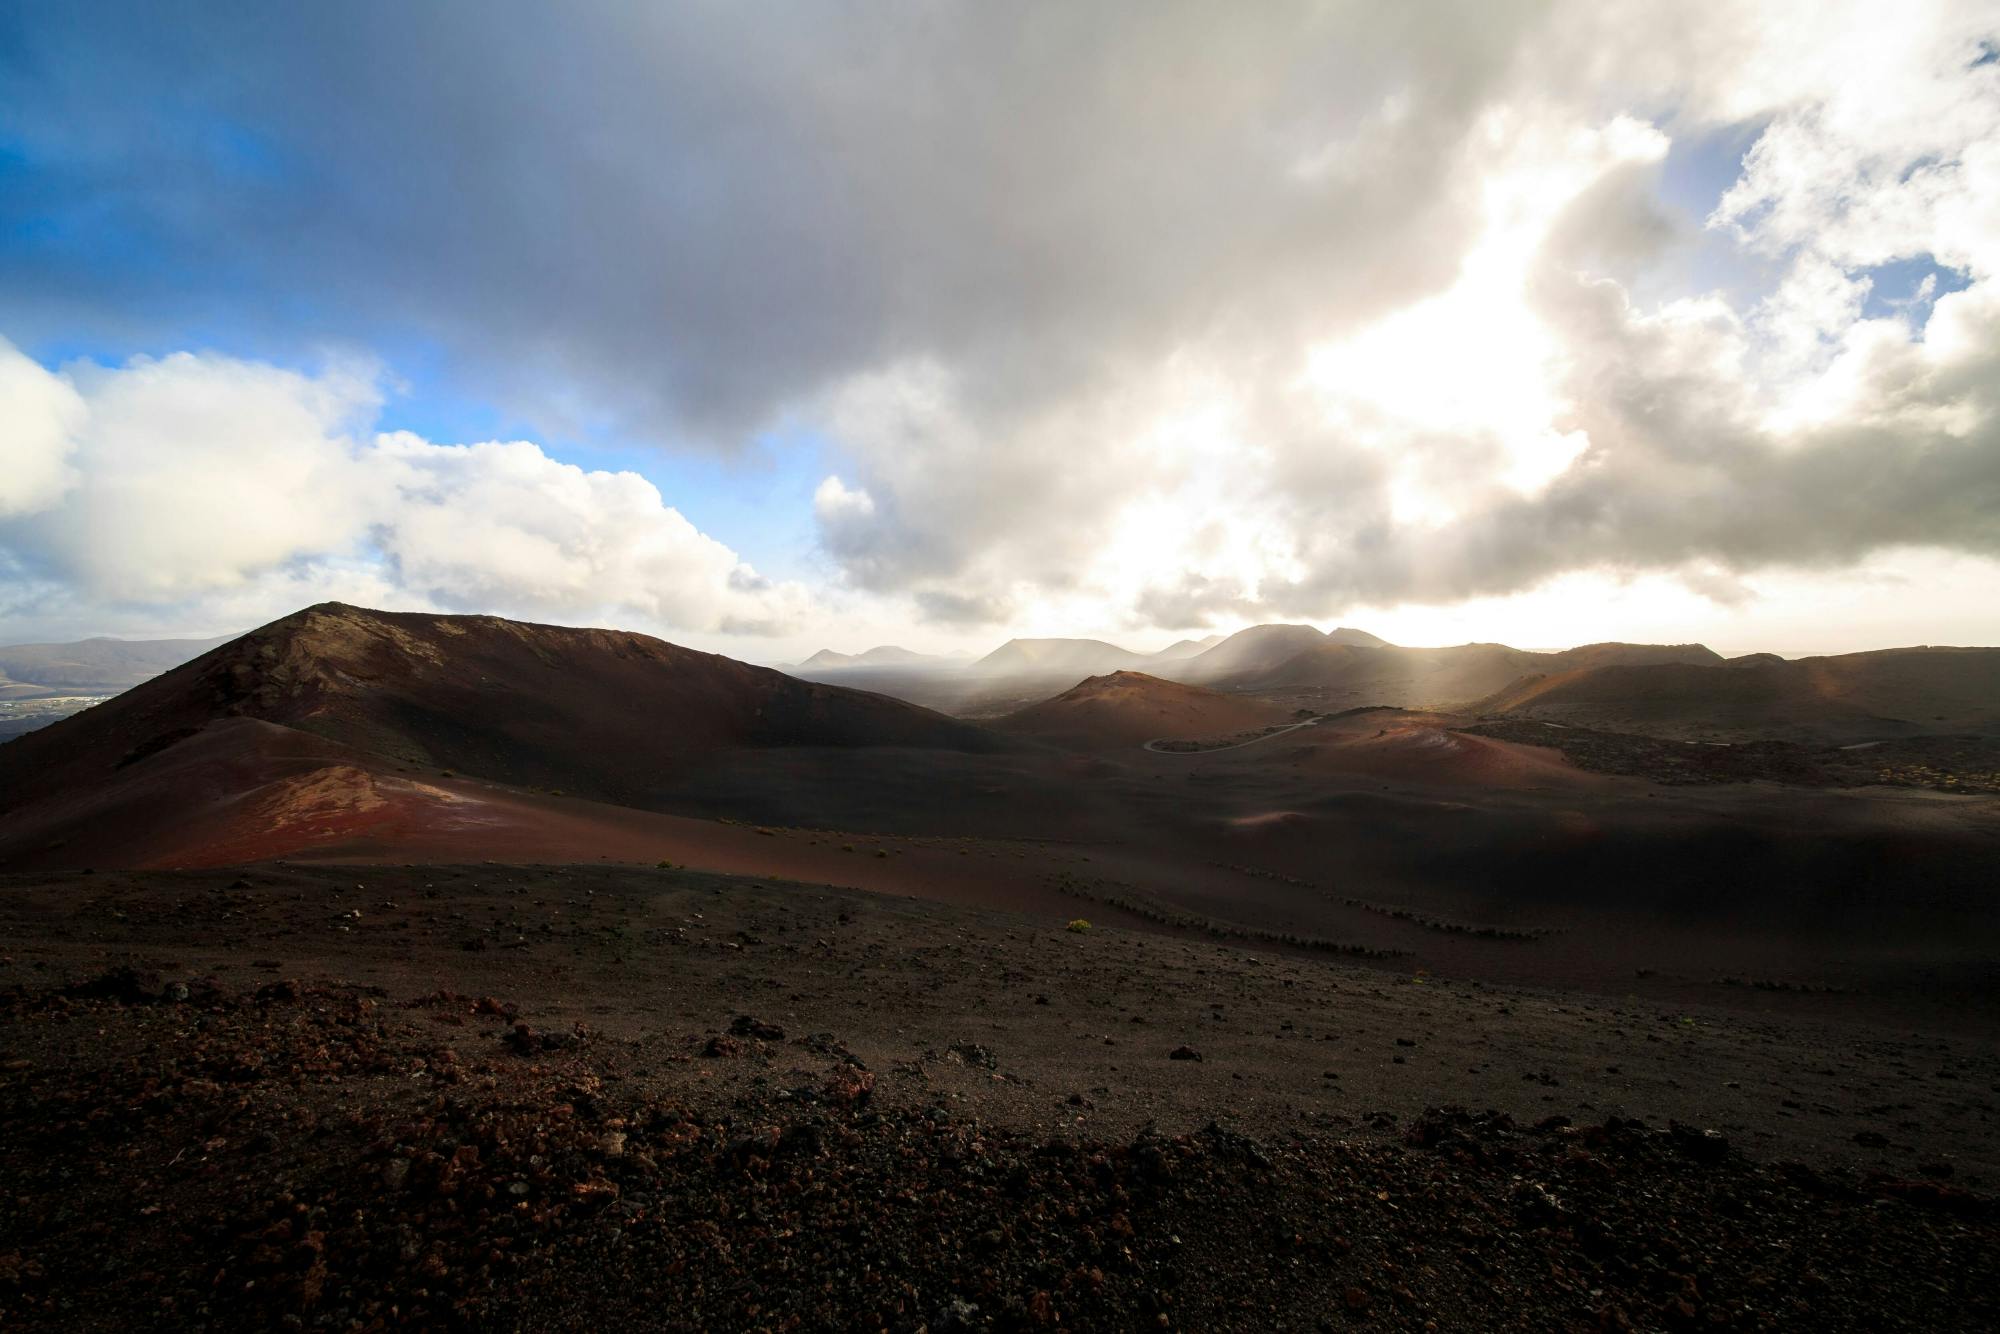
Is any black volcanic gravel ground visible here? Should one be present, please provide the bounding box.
[3,865,1999,1330]
[2,971,1996,1332]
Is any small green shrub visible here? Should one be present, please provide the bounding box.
[1066,918,1092,934]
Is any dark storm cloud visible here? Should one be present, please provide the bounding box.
[6,1,1998,636]
[0,2,1576,446]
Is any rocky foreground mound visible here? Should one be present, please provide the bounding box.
[2,972,1992,1331]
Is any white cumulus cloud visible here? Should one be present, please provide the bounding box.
[0,338,86,518]
[0,345,807,639]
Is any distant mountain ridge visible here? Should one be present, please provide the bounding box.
[969,638,1151,677]
[970,628,1998,741]
[0,634,235,688]
[799,633,1238,678]
[1146,634,1226,661]
[798,645,951,670]
[893,623,2000,742]
[782,625,1393,685]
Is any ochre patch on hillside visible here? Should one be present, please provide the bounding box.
[995,671,1291,749]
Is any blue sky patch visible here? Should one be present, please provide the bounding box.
[1860,255,1972,325]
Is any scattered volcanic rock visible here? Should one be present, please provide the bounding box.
[0,977,1991,1332]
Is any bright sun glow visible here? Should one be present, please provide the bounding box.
[1302,114,1668,525]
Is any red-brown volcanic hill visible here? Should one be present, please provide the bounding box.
[0,604,1005,866]
[993,670,1293,749]
[1473,647,2000,740]
[1272,708,1607,791]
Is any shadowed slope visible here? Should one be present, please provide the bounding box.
[1474,647,2000,740]
[1804,647,2000,730]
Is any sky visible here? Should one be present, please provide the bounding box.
[2,1,1998,662]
